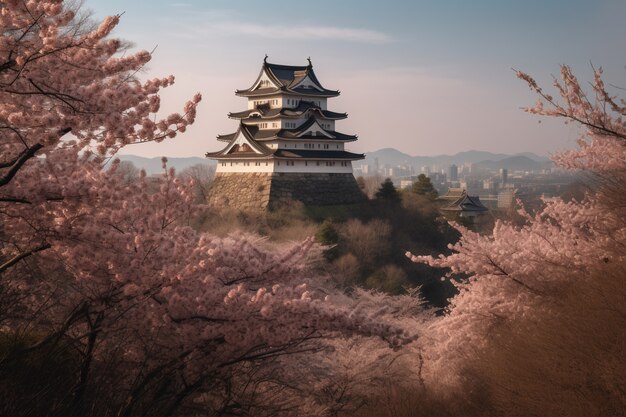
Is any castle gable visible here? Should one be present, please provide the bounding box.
[290,74,324,91]
[251,69,279,91]
[293,117,333,138]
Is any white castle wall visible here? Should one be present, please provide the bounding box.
[215,160,353,174]
[248,97,327,110]
[269,141,345,151]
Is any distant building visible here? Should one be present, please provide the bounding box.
[500,168,508,185]
[441,191,489,217]
[448,164,458,181]
[428,172,448,194]
[497,189,516,209]
[483,179,499,192]
[439,187,465,201]
[460,178,482,196]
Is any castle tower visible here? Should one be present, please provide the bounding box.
[206,57,366,210]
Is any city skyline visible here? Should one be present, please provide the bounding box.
[88,0,625,158]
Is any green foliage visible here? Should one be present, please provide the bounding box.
[316,221,339,245]
[304,204,359,222]
[412,174,438,198]
[196,193,459,306]
[364,265,410,295]
[375,178,401,204]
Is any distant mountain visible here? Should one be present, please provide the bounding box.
[362,148,551,171]
[114,155,215,175]
[116,148,551,175]
[473,155,551,171]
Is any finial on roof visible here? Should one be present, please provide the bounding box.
[264,54,268,63]
[307,56,312,66]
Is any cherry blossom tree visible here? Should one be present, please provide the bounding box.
[0,2,413,416]
[408,66,626,416]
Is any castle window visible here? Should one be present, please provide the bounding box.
[305,161,308,166]
[336,145,339,149]
[316,161,320,166]
[324,144,329,149]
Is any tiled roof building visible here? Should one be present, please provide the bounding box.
[206,57,365,210]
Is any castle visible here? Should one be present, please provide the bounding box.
[206,57,365,210]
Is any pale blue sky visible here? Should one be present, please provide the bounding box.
[88,0,625,157]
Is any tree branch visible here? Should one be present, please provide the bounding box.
[0,242,51,274]
[0,143,44,188]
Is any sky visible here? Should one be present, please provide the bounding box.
[87,0,625,158]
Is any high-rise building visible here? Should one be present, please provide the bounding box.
[448,164,458,181]
[500,168,508,185]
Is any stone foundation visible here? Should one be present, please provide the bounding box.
[207,172,366,210]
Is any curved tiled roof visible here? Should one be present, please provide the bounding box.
[441,193,489,212]
[236,59,340,98]
[219,118,357,142]
[273,149,364,160]
[208,123,363,161]
[228,101,347,121]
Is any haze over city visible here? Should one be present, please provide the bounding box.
[86,0,626,158]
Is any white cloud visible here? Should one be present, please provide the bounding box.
[212,23,392,44]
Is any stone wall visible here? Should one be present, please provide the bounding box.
[207,172,366,210]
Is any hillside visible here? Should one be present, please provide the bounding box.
[362,148,551,171]
[114,155,215,175]
[473,155,551,171]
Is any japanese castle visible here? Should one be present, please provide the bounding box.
[206,57,365,210]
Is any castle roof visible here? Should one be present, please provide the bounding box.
[208,123,363,161]
[273,149,364,160]
[217,118,357,143]
[236,58,340,98]
[228,101,347,121]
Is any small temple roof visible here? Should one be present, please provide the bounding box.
[228,101,347,120]
[236,58,340,98]
[439,187,466,200]
[441,192,489,212]
[217,118,357,143]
